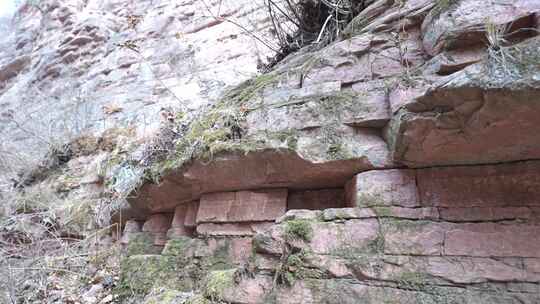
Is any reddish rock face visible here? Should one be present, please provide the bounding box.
[171,205,188,228]
[445,223,540,258]
[309,219,380,255]
[346,169,419,208]
[422,0,540,56]
[142,214,173,233]
[167,205,193,238]
[142,214,173,246]
[130,150,389,213]
[417,161,540,207]
[347,161,540,208]
[197,189,287,223]
[196,222,274,237]
[184,201,199,228]
[287,189,345,210]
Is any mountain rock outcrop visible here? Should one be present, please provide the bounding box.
[2,0,540,303]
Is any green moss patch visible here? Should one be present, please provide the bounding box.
[126,233,161,256]
[284,219,313,242]
[117,255,189,297]
[161,237,191,256]
[203,269,236,301]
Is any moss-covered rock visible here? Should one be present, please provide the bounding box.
[202,269,236,301]
[161,236,193,256]
[126,233,161,256]
[117,255,192,296]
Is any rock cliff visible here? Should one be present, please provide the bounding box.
[1,0,540,303]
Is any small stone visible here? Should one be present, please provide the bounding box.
[99,295,113,303]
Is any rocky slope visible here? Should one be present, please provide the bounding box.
[1,0,540,303]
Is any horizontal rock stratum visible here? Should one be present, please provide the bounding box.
[2,0,540,303]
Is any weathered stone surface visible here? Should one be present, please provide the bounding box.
[132,149,392,212]
[171,205,188,228]
[142,214,173,246]
[425,48,485,75]
[196,222,274,237]
[388,84,427,115]
[197,189,287,223]
[142,214,173,233]
[386,38,540,167]
[321,207,438,222]
[287,189,344,211]
[347,80,391,127]
[383,220,449,256]
[417,161,540,207]
[276,209,322,224]
[274,278,540,304]
[423,257,535,284]
[220,274,273,304]
[184,201,199,228]
[422,0,540,56]
[445,223,540,258]
[309,219,379,255]
[166,205,192,238]
[321,208,376,221]
[439,207,531,222]
[346,169,419,208]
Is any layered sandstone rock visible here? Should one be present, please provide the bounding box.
[5,0,540,303]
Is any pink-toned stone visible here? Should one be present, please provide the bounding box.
[429,48,484,75]
[322,208,377,221]
[196,222,274,236]
[310,219,379,255]
[347,80,391,128]
[387,81,540,168]
[445,223,540,257]
[197,189,287,223]
[439,207,531,222]
[184,201,199,228]
[425,257,529,284]
[229,237,253,265]
[142,214,173,233]
[525,259,540,274]
[422,0,539,56]
[379,207,439,220]
[311,255,353,278]
[417,162,540,207]
[166,205,192,238]
[383,221,450,256]
[130,148,391,212]
[221,275,273,304]
[287,189,345,211]
[322,206,439,222]
[388,85,426,114]
[171,205,188,228]
[346,169,419,208]
[276,210,322,223]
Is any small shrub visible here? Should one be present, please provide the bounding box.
[284,219,313,241]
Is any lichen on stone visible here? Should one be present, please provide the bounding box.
[202,269,236,301]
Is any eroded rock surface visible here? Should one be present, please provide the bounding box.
[4,0,540,303]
